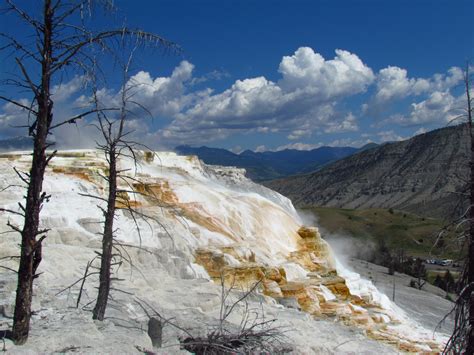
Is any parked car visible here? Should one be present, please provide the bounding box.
[440,259,453,266]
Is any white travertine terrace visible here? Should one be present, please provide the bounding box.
[0,150,447,353]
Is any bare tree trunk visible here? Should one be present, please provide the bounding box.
[92,147,117,320]
[467,69,474,355]
[11,0,53,344]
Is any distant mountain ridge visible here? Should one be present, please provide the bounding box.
[0,136,32,151]
[266,124,469,219]
[175,144,371,181]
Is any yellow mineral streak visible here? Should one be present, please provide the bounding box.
[55,152,88,158]
[280,282,321,314]
[366,328,442,353]
[194,249,229,279]
[143,151,155,163]
[51,166,94,182]
[220,246,256,263]
[179,203,237,241]
[115,191,142,209]
[288,226,336,275]
[308,275,351,299]
[0,153,22,160]
[48,156,108,183]
[194,248,287,297]
[132,181,237,240]
[185,155,200,164]
[133,181,179,205]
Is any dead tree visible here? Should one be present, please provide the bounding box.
[89,47,177,320]
[467,63,474,355]
[0,0,176,344]
[90,54,138,321]
[442,64,474,354]
[463,63,474,355]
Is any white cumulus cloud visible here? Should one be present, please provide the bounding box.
[374,66,430,103]
[364,65,464,125]
[278,47,375,97]
[157,47,374,145]
[275,142,323,151]
[390,90,461,126]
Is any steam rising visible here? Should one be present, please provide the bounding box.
[296,209,376,265]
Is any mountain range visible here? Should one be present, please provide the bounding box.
[0,138,373,182]
[175,144,377,181]
[266,124,469,219]
[0,136,33,151]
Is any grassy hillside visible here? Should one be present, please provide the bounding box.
[305,207,460,259]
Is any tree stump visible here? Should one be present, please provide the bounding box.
[147,317,162,348]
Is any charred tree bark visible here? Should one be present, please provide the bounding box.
[11,0,53,344]
[92,147,117,321]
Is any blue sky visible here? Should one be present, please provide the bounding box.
[0,0,473,151]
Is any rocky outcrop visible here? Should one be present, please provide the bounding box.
[267,124,469,219]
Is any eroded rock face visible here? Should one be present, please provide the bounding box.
[0,150,445,353]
